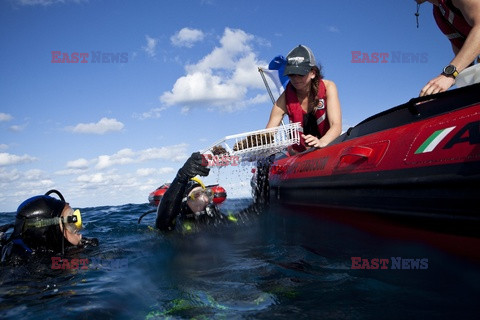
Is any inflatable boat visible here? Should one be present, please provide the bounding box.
[148,183,170,206]
[267,82,480,234]
[148,183,227,206]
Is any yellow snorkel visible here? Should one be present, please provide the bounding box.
[190,176,206,189]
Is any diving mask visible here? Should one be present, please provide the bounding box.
[23,208,83,234]
[189,187,213,202]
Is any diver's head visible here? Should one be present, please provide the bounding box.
[183,177,213,214]
[12,190,83,252]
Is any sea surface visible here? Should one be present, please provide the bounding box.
[1,198,479,320]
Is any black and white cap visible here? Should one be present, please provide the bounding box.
[283,45,316,76]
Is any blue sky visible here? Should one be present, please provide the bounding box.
[0,0,455,212]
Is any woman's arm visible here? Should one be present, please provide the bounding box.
[451,0,480,71]
[265,92,288,128]
[420,0,480,96]
[303,79,342,148]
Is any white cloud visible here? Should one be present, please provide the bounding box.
[74,170,142,192]
[0,113,13,122]
[95,149,135,170]
[54,168,87,176]
[76,172,109,184]
[137,145,189,162]
[93,144,188,170]
[0,168,53,202]
[0,152,37,166]
[161,71,245,107]
[327,26,340,33]
[160,27,267,112]
[245,93,270,105]
[0,168,21,184]
[171,28,205,48]
[0,144,8,151]
[136,167,175,177]
[13,0,86,6]
[67,158,90,169]
[12,0,86,6]
[9,124,27,132]
[16,178,55,191]
[69,117,124,134]
[188,28,254,73]
[132,107,167,120]
[142,35,158,57]
[23,169,45,180]
[230,52,265,87]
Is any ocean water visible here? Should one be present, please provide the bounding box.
[1,198,479,320]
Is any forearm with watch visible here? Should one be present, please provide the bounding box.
[441,64,459,79]
[443,25,480,79]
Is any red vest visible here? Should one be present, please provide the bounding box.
[285,80,330,152]
[433,0,472,50]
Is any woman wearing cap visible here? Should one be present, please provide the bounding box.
[266,45,342,153]
[0,190,98,264]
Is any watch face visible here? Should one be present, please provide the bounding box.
[443,65,455,75]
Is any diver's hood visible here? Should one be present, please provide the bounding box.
[12,191,67,252]
[184,180,202,199]
[180,179,204,218]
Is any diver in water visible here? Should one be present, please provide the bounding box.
[138,152,270,232]
[0,189,98,264]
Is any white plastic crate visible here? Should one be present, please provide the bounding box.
[202,122,301,162]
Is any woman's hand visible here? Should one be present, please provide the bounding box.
[302,134,328,148]
[419,74,456,96]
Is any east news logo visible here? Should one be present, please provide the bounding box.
[351,257,429,270]
[51,51,128,63]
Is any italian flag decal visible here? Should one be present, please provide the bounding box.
[415,126,456,154]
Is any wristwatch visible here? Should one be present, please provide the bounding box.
[442,64,458,78]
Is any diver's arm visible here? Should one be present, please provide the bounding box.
[155,173,188,231]
[155,152,210,231]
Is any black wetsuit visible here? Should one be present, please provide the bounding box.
[1,233,98,265]
[155,152,270,232]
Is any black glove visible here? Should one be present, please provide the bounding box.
[80,237,99,247]
[177,152,210,182]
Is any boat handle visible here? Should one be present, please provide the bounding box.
[340,146,373,159]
